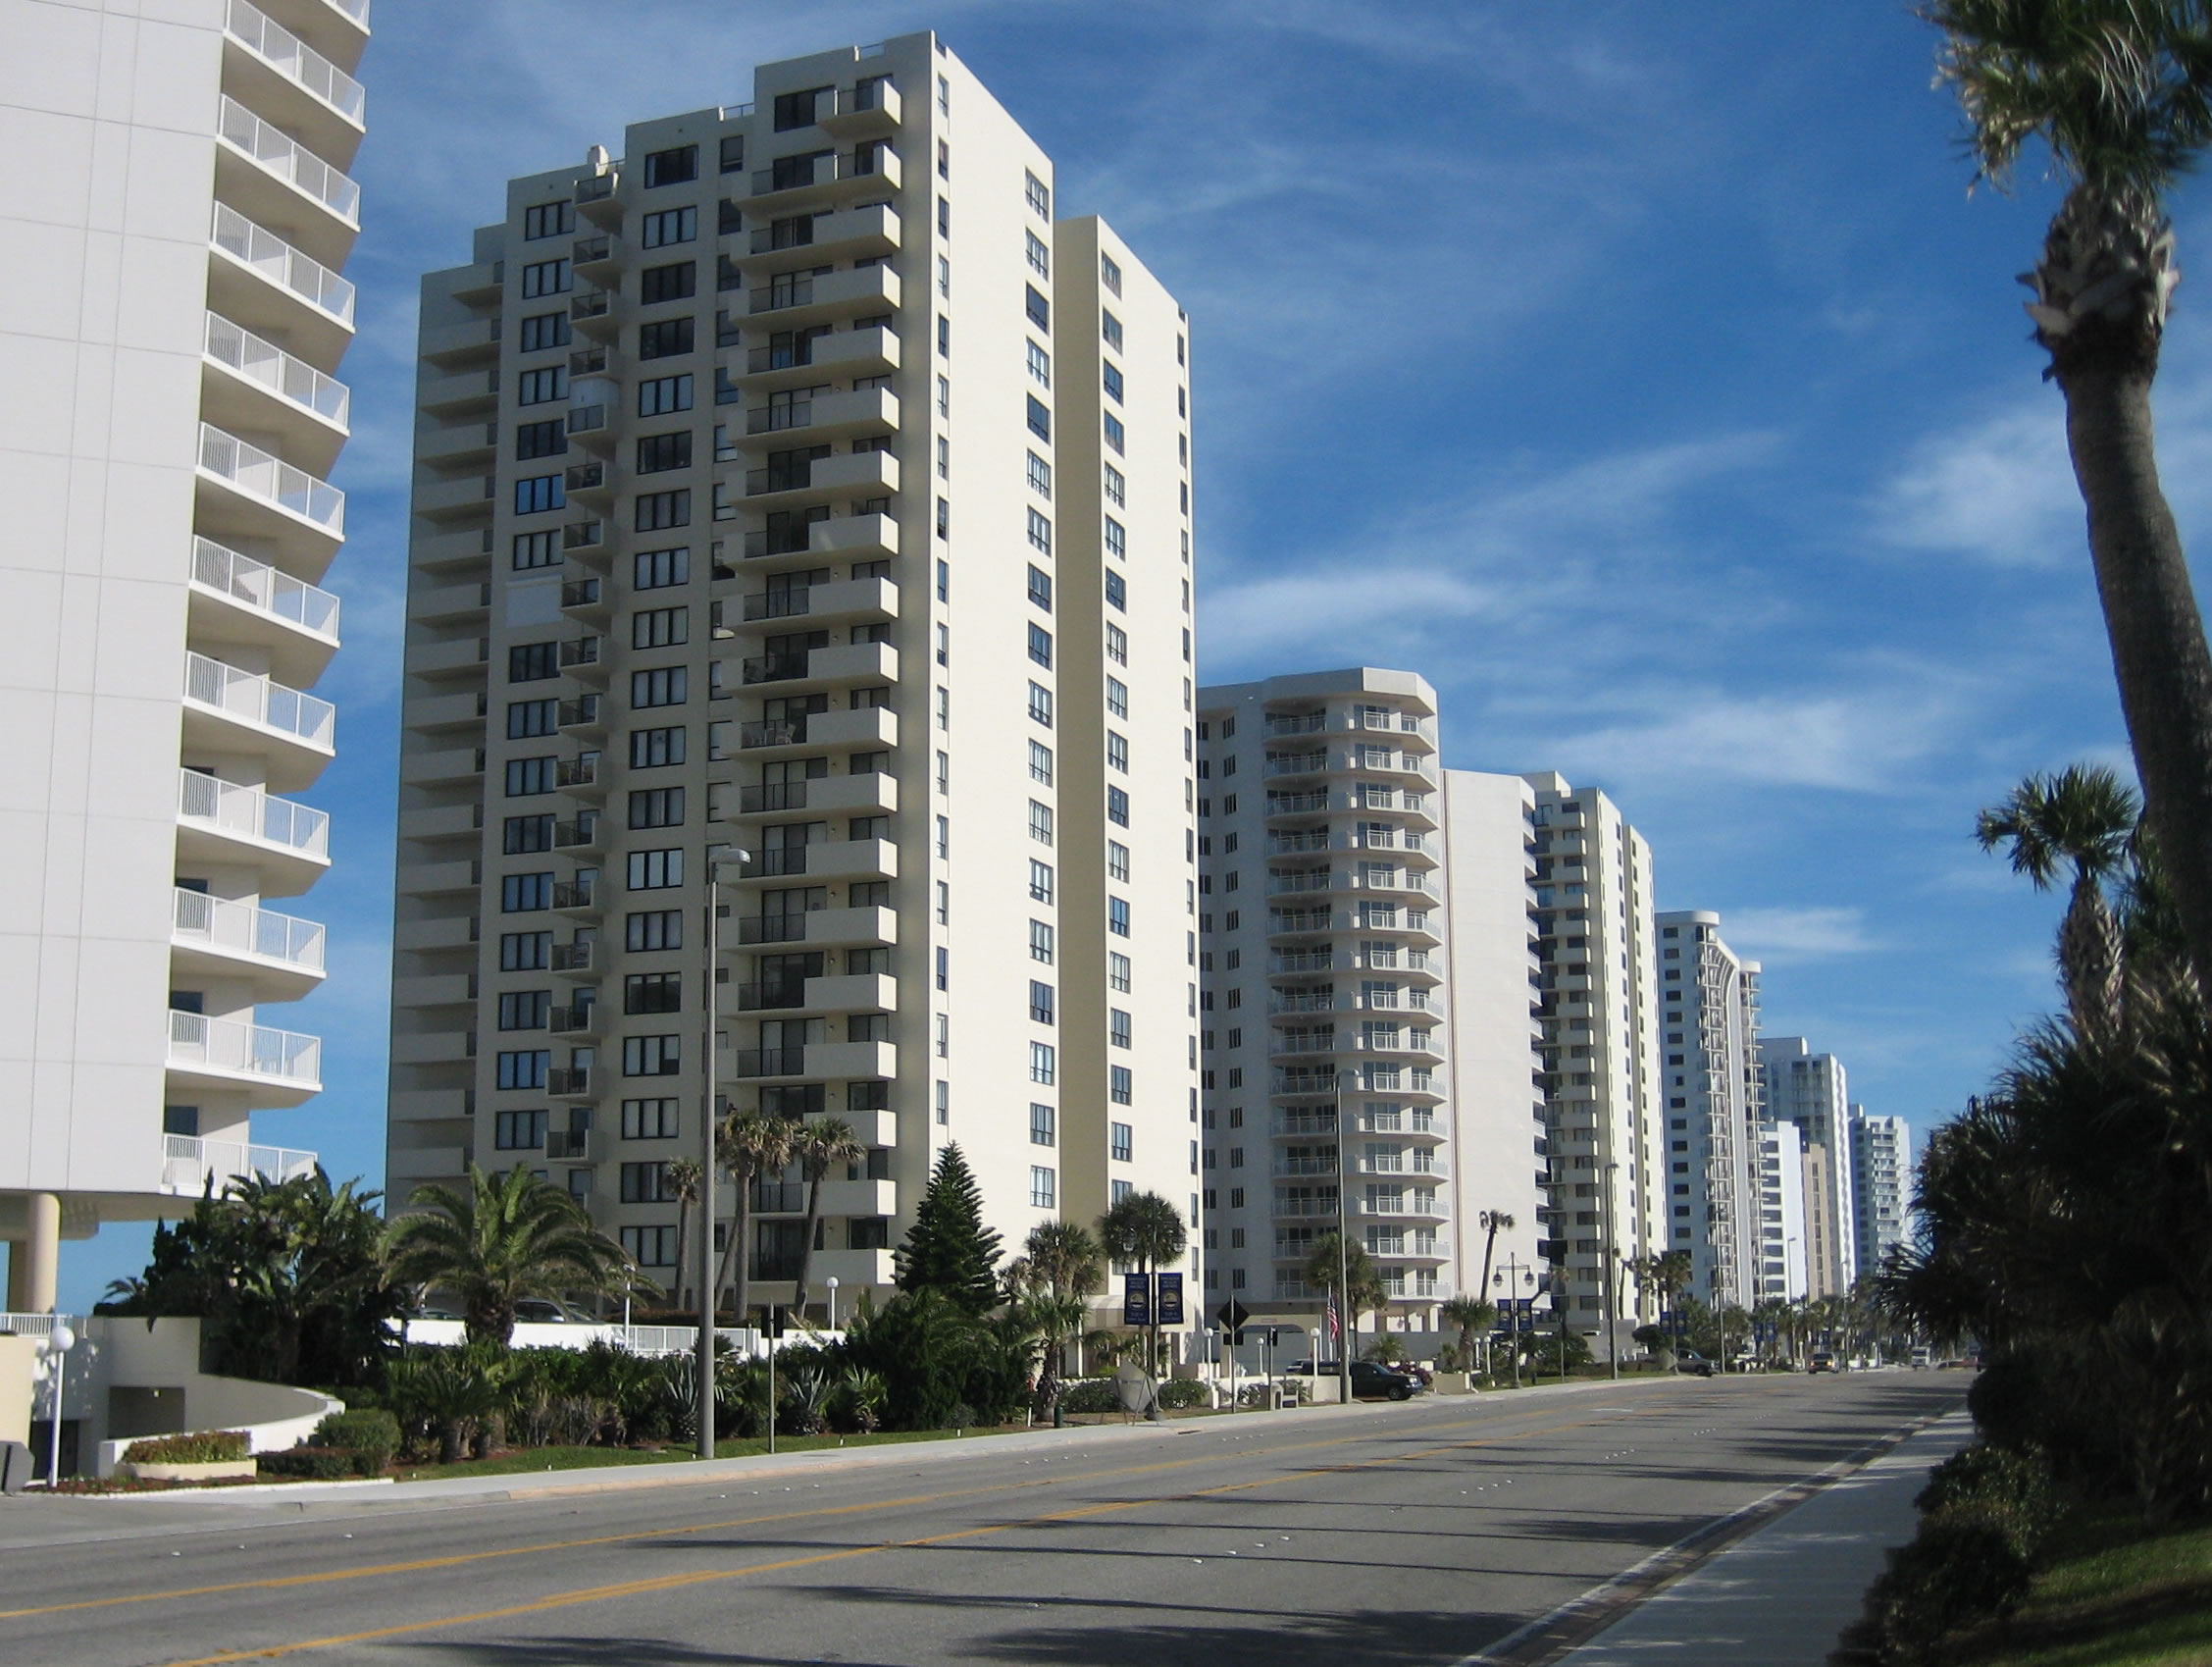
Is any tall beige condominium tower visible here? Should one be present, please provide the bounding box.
[387,34,1200,1323]
[1761,1035,1856,1298]
[1524,775,1663,1353]
[1653,910,1761,1310]
[0,0,367,1312]
[1193,669,1543,1338]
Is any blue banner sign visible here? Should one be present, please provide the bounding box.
[1156,1272,1184,1326]
[1123,1273,1152,1328]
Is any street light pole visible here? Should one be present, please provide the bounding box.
[43,1322,75,1487]
[1334,1068,1352,1410]
[695,846,743,1462]
[1493,1255,1530,1387]
[826,1275,840,1332]
[1602,1159,1620,1382]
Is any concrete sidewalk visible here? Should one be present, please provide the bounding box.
[1553,1409,1974,1666]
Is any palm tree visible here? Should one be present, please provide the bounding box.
[1925,3,2212,984]
[1006,1222,1104,1417]
[713,1108,797,1328]
[1305,1230,1387,1365]
[1978,764,2141,1035]
[789,1118,865,1323]
[1475,1210,1515,1309]
[1440,1293,1496,1375]
[1099,1191,1188,1380]
[664,1157,703,1316]
[386,1165,637,1347]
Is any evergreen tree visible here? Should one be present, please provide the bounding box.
[894,1144,1003,1313]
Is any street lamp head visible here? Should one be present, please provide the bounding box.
[826,1276,839,1291]
[49,1324,75,1354]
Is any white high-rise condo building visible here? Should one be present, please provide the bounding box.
[1653,911,1761,1310]
[1849,1107,1911,1279]
[387,35,1198,1322]
[1527,777,1663,1353]
[1756,1117,1808,1301]
[1193,670,1543,1335]
[1,0,367,1312]
[1762,1035,1857,1297]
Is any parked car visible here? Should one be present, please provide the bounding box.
[1287,1361,1420,1400]
[1808,1350,1838,1374]
[514,1298,594,1325]
[1674,1350,1715,1378]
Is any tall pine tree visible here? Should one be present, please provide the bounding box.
[893,1144,1003,1314]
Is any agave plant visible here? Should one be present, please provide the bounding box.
[779,1364,833,1435]
[839,1367,888,1434]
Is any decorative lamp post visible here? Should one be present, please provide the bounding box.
[826,1276,840,1332]
[43,1322,75,1488]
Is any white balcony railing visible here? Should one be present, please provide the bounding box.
[177,769,331,860]
[191,537,341,639]
[162,1133,320,1195]
[215,95,360,223]
[183,651,335,750]
[211,202,357,327]
[225,0,366,125]
[204,313,350,428]
[168,1009,322,1088]
[198,424,344,533]
[172,887,327,972]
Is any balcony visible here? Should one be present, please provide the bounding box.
[552,876,598,914]
[746,263,900,329]
[555,755,602,796]
[820,77,901,139]
[563,519,609,561]
[419,315,500,367]
[738,838,896,883]
[570,287,622,339]
[171,886,327,997]
[187,537,340,685]
[744,386,899,445]
[398,746,484,786]
[742,510,899,567]
[420,365,500,416]
[544,1128,593,1162]
[213,94,357,260]
[735,979,808,1012]
[550,940,595,974]
[741,447,899,511]
[408,634,489,680]
[416,420,497,468]
[166,1010,321,1105]
[564,459,616,507]
[748,144,902,208]
[181,651,334,791]
[208,202,354,361]
[746,202,900,270]
[175,770,330,895]
[1270,1196,1343,1220]
[547,1004,598,1038]
[737,325,900,391]
[739,704,897,755]
[558,576,610,620]
[161,1131,320,1196]
[741,640,897,689]
[414,472,496,522]
[195,424,344,573]
[574,168,621,226]
[1262,752,1331,781]
[572,233,620,282]
[558,635,607,681]
[557,695,604,736]
[547,1067,594,1099]
[734,1047,808,1079]
[735,769,897,818]
[223,0,366,155]
[551,814,602,853]
[736,904,896,949]
[803,972,896,1013]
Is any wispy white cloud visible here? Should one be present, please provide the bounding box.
[1723,906,1882,962]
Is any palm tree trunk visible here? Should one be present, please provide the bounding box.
[791,1172,825,1321]
[715,1173,750,1327]
[2058,359,2212,987]
[672,1196,691,1315]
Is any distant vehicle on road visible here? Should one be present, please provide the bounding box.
[514,1298,594,1325]
[1674,1350,1715,1378]
[1808,1350,1838,1374]
[1910,1346,1933,1370]
[1288,1361,1420,1400]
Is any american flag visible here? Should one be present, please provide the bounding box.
[1325,1293,1341,1341]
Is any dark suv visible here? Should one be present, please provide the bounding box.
[1289,1361,1421,1400]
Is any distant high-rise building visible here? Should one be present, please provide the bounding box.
[1757,1117,1808,1301]
[1192,669,1545,1333]
[1525,775,1663,1351]
[386,34,1199,1321]
[1653,911,1761,1310]
[1849,1107,1911,1277]
[1762,1035,1857,1297]
[1,0,368,1311]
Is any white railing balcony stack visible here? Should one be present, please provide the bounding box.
[172,887,327,971]
[225,0,366,125]
[198,424,344,532]
[168,1009,322,1086]
[183,651,335,749]
[191,537,341,638]
[215,95,360,223]
[211,202,357,326]
[177,770,330,859]
[204,313,350,427]
[162,1133,319,1195]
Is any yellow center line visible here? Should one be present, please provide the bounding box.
[141,1400,1687,1666]
[8,1397,1644,1624]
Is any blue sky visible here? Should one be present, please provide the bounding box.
[62,0,2204,1307]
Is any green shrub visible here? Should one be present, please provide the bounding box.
[1157,1378,1210,1410]
[1918,1442,2059,1557]
[123,1431,249,1465]
[1858,1514,2035,1662]
[257,1447,359,1481]
[1059,1378,1122,1414]
[312,1409,400,1468]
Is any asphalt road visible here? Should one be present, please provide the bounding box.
[0,1373,1965,1667]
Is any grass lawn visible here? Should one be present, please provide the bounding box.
[1939,1509,2212,1666]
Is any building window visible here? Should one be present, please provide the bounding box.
[1028,681,1054,727]
[1109,1009,1132,1050]
[1106,677,1129,718]
[634,546,690,589]
[641,205,696,247]
[1109,953,1132,993]
[496,989,549,1031]
[635,490,692,531]
[630,725,685,768]
[1106,623,1128,665]
[628,786,685,828]
[502,872,553,912]
[1024,169,1050,217]
[1028,624,1053,668]
[1107,841,1131,881]
[1029,1166,1056,1209]
[1029,741,1054,785]
[496,1050,549,1090]
[1030,919,1055,964]
[1110,1122,1134,1163]
[622,1034,681,1075]
[1027,340,1050,388]
[639,317,694,359]
[1029,860,1055,904]
[1101,250,1122,294]
[625,910,682,951]
[643,144,698,187]
[1026,507,1053,554]
[512,530,558,570]
[1024,392,1052,443]
[520,258,570,298]
[1030,1041,1056,1085]
[1027,450,1052,498]
[627,848,684,889]
[1103,362,1124,403]
[621,1225,677,1268]
[523,201,573,240]
[1105,518,1126,562]
[1029,800,1054,846]
[1107,785,1130,826]
[499,931,551,970]
[514,474,564,515]
[636,430,694,474]
[640,262,697,305]
[1106,732,1129,773]
[1030,1104,1055,1147]
[1104,412,1126,454]
[631,665,688,706]
[622,1097,680,1139]
[505,755,554,797]
[638,374,694,416]
[1106,571,1127,611]
[518,367,566,406]
[1108,898,1131,937]
[493,1108,547,1151]
[1029,980,1055,1024]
